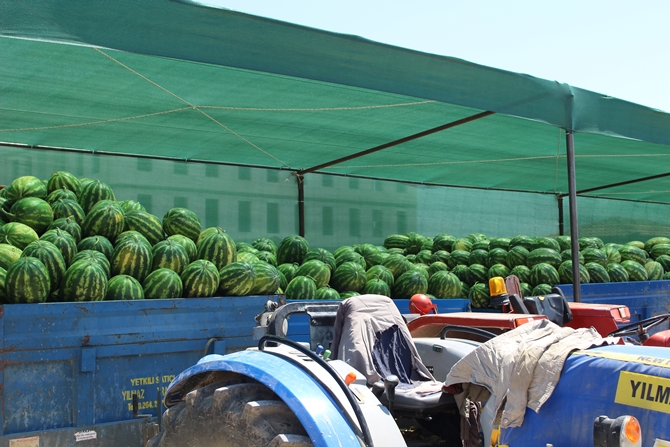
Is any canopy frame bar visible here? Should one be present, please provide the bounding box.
[295,110,495,236]
[566,131,581,302]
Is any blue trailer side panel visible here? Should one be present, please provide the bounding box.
[0,296,270,438]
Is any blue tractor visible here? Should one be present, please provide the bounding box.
[147,294,670,447]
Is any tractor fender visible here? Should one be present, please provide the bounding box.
[163,349,362,447]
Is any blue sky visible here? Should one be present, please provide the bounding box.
[203,1,670,112]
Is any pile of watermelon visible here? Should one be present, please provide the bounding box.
[0,172,246,303]
[1,172,669,309]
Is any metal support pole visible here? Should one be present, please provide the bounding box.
[557,195,564,236]
[296,174,305,237]
[566,131,581,302]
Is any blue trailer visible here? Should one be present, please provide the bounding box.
[0,296,271,447]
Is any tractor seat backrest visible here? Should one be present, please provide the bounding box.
[331,294,435,386]
[505,276,573,326]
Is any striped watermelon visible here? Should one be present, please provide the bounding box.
[554,236,571,252]
[82,200,125,242]
[392,270,428,298]
[0,266,6,304]
[557,261,589,285]
[331,261,367,293]
[585,262,610,283]
[335,251,366,270]
[151,239,189,275]
[383,234,409,250]
[432,233,456,252]
[510,265,532,284]
[603,246,621,264]
[110,235,153,282]
[21,240,66,294]
[506,245,529,268]
[277,235,309,265]
[316,286,341,300]
[560,249,584,264]
[452,238,472,252]
[77,235,114,261]
[355,244,384,268]
[450,264,470,283]
[466,264,488,286]
[531,263,561,287]
[488,264,510,280]
[471,240,490,251]
[9,197,53,234]
[520,282,532,297]
[606,263,629,282]
[531,237,560,251]
[509,235,534,250]
[486,248,508,268]
[0,243,22,270]
[162,208,201,242]
[46,188,78,205]
[649,244,670,259]
[40,228,78,267]
[427,261,448,277]
[4,176,47,204]
[621,260,648,281]
[252,237,277,256]
[381,253,412,279]
[447,250,470,268]
[124,210,165,246]
[489,237,510,250]
[60,259,108,302]
[412,263,429,280]
[167,234,198,263]
[115,231,151,250]
[339,291,361,299]
[578,237,603,250]
[618,245,647,265]
[5,256,50,303]
[625,241,645,250]
[285,276,318,299]
[466,233,487,243]
[47,171,81,197]
[468,283,490,308]
[468,249,488,266]
[365,264,395,288]
[277,263,300,284]
[644,237,670,253]
[249,262,282,295]
[48,217,82,243]
[255,250,277,266]
[527,248,562,269]
[531,284,553,296]
[581,248,607,267]
[303,248,337,272]
[404,232,427,255]
[644,261,664,280]
[236,251,258,265]
[655,255,670,272]
[196,228,237,270]
[142,268,183,299]
[106,275,145,300]
[71,249,111,278]
[333,245,355,259]
[117,200,146,215]
[430,250,451,265]
[364,278,391,297]
[217,261,257,296]
[0,222,39,249]
[79,180,115,213]
[296,259,331,288]
[427,271,462,299]
[181,260,219,298]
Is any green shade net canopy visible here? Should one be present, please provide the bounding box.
[2,0,670,250]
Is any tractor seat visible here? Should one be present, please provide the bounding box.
[331,294,447,414]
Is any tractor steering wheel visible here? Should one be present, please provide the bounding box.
[607,314,670,343]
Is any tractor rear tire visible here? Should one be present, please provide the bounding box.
[147,374,313,447]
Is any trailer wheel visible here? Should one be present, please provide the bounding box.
[147,374,313,447]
